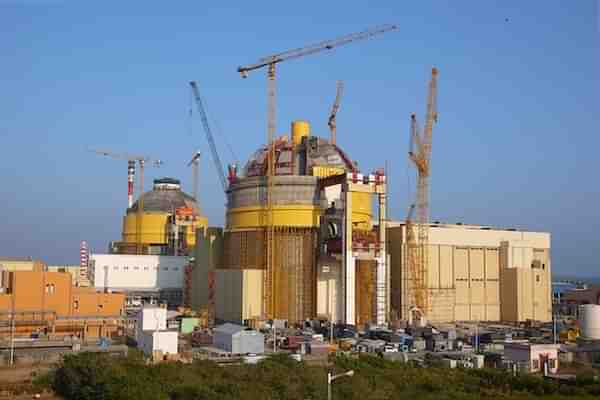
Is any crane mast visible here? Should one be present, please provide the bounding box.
[90,148,162,254]
[189,81,228,193]
[187,151,201,203]
[408,67,438,319]
[328,80,344,145]
[238,24,398,319]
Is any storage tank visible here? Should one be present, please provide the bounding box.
[579,304,600,339]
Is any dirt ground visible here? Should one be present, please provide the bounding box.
[0,364,60,399]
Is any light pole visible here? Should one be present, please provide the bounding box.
[327,370,354,400]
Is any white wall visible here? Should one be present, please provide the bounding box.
[89,254,186,290]
[140,331,178,356]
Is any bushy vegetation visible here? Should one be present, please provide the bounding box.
[38,351,600,400]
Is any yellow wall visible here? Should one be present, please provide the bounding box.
[501,265,551,322]
[215,269,264,323]
[226,205,321,229]
[122,212,208,247]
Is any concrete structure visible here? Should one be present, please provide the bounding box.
[47,265,90,287]
[89,254,187,306]
[112,177,208,256]
[139,330,178,357]
[190,121,551,327]
[388,222,552,323]
[0,270,125,339]
[579,305,600,340]
[189,228,223,316]
[193,120,387,327]
[504,343,559,374]
[135,306,178,356]
[0,257,45,272]
[213,323,264,354]
[136,306,167,332]
[215,269,264,324]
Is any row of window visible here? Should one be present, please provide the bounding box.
[101,265,179,272]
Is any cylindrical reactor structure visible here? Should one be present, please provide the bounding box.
[224,120,376,325]
[579,304,600,339]
[225,175,320,322]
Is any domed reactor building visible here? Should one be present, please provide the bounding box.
[112,177,208,256]
[204,120,388,327]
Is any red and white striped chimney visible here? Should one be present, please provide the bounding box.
[127,160,135,208]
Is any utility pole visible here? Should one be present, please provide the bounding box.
[9,312,15,366]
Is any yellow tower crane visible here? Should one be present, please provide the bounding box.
[237,24,398,318]
[91,148,163,254]
[407,67,438,320]
[328,80,344,145]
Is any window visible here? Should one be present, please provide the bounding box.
[73,300,79,310]
[144,267,149,271]
[134,266,139,270]
[45,284,56,294]
[536,275,540,283]
[113,266,118,270]
[164,267,169,271]
[532,359,539,370]
[155,267,159,271]
[173,267,179,271]
[123,266,129,271]
[549,359,556,369]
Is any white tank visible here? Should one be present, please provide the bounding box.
[579,304,600,339]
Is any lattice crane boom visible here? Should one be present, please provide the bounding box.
[407,67,438,318]
[189,81,228,192]
[237,24,398,77]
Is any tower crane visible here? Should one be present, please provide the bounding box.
[189,81,228,193]
[407,67,438,320]
[237,24,398,319]
[187,151,201,203]
[90,148,163,254]
[328,80,344,145]
[404,203,425,326]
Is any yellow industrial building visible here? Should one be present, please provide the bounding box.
[113,177,208,256]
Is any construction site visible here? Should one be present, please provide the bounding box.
[178,24,553,329]
[70,24,555,330]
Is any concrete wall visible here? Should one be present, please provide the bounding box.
[215,269,263,324]
[90,254,186,290]
[140,331,178,356]
[191,228,223,312]
[388,223,551,323]
[316,259,343,322]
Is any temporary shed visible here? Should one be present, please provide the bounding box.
[213,323,264,354]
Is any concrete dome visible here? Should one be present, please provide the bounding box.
[243,136,356,178]
[128,177,200,214]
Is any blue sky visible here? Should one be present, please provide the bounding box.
[0,1,598,276]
